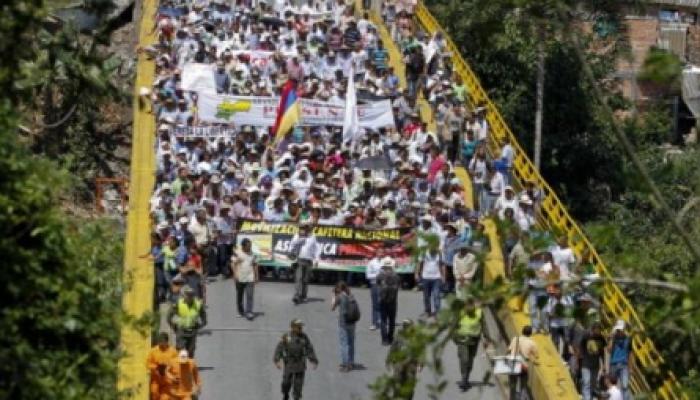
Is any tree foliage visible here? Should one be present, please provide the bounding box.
[638,47,683,90]
[0,101,124,399]
[12,0,130,195]
[0,0,125,398]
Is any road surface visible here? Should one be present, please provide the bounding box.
[195,279,504,400]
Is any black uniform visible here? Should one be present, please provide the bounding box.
[274,331,318,400]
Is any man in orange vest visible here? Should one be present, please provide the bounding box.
[167,349,202,400]
[146,332,178,400]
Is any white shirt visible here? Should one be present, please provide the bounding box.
[421,252,442,280]
[232,251,257,282]
[489,171,505,196]
[469,158,487,184]
[495,196,518,217]
[189,218,210,246]
[501,143,515,167]
[366,257,382,281]
[607,386,623,400]
[291,234,322,261]
[552,246,576,280]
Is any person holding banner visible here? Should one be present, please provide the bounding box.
[289,222,322,304]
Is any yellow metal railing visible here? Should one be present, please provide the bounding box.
[414,2,686,398]
[118,0,158,397]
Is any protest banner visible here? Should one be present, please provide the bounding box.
[236,220,416,273]
[180,62,218,93]
[172,126,238,138]
[196,93,395,129]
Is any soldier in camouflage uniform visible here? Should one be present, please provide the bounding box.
[274,319,319,400]
[386,319,423,400]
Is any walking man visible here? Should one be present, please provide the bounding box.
[376,256,400,345]
[167,286,207,357]
[415,247,445,318]
[331,281,360,372]
[274,319,318,400]
[607,320,631,400]
[366,248,385,331]
[386,319,423,400]
[146,332,177,400]
[509,325,539,400]
[453,298,484,392]
[231,238,258,320]
[167,349,202,400]
[453,244,478,299]
[290,222,322,304]
[580,322,607,400]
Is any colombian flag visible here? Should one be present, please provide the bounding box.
[272,80,301,144]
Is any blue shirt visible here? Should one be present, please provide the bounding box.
[175,244,189,266]
[442,235,466,266]
[610,335,631,365]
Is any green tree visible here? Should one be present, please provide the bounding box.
[13,0,130,194]
[0,102,124,399]
[0,0,125,398]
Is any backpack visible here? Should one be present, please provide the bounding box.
[344,295,361,324]
[378,271,400,304]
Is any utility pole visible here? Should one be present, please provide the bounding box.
[534,32,545,171]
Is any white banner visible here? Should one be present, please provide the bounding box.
[181,56,297,91]
[196,93,395,129]
[180,63,218,93]
[172,126,237,139]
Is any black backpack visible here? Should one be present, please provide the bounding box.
[344,295,361,324]
[378,271,400,304]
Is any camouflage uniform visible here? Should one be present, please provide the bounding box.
[274,331,318,400]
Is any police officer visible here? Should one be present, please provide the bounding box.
[167,286,207,357]
[386,319,423,400]
[454,298,484,392]
[274,319,318,400]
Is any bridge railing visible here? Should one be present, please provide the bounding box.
[413,3,686,398]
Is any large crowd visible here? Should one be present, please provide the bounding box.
[141,0,632,399]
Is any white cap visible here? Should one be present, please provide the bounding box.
[381,256,396,268]
[613,319,625,331]
[519,194,533,205]
[178,350,189,361]
[156,221,169,231]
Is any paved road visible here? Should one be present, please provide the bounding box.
[194,279,504,400]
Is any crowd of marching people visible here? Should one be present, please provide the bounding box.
[382,5,633,400]
[141,0,631,399]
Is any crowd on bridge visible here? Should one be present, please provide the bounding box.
[139,0,631,399]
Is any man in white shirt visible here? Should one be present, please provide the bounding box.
[366,248,385,330]
[494,186,518,220]
[551,236,577,281]
[500,139,515,184]
[289,223,322,304]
